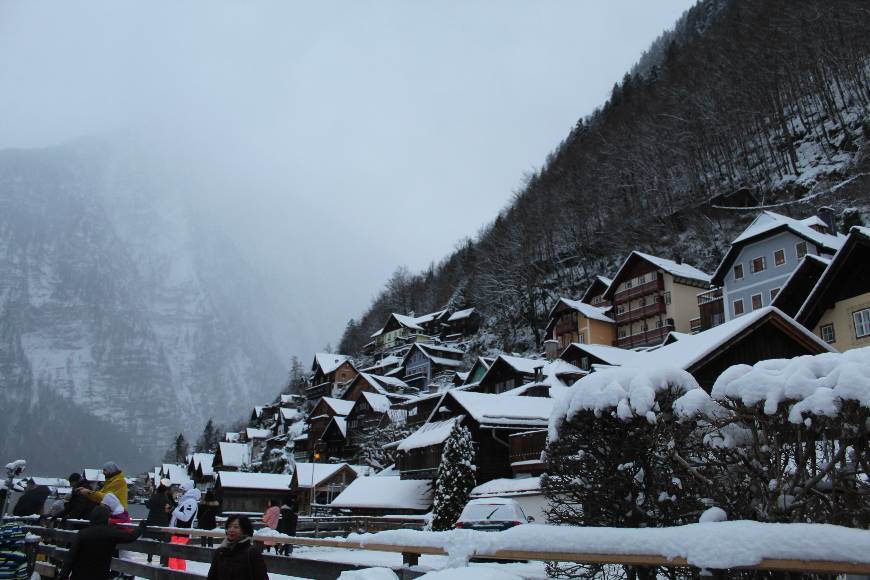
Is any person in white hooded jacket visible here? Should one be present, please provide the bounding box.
[170,483,201,529]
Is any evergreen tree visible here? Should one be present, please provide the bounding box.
[195,418,218,453]
[174,433,189,464]
[430,421,476,531]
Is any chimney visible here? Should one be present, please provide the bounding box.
[544,339,559,361]
[818,206,837,235]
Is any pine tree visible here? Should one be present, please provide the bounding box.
[431,421,476,531]
[174,433,189,464]
[195,418,218,453]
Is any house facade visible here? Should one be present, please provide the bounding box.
[711,211,844,326]
[604,252,711,348]
[545,297,615,350]
[399,343,465,391]
[306,353,358,403]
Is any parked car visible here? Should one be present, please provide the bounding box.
[455,497,532,531]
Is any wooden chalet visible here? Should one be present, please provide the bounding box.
[317,416,349,461]
[389,389,450,430]
[212,442,251,473]
[559,342,644,371]
[395,390,553,484]
[794,226,870,352]
[187,453,215,487]
[462,356,495,386]
[471,354,545,394]
[398,342,465,391]
[306,397,354,461]
[604,251,711,348]
[772,255,830,318]
[214,471,297,513]
[545,297,615,350]
[580,275,613,308]
[368,309,451,355]
[306,353,357,402]
[344,391,396,456]
[341,372,415,403]
[295,463,358,514]
[329,475,432,516]
[441,307,481,341]
[358,354,403,377]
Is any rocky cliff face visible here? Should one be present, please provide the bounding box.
[0,141,288,472]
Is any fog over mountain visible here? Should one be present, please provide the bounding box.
[0,1,695,470]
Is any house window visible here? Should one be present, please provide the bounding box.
[581,356,590,371]
[656,319,664,329]
[750,256,766,274]
[770,287,780,301]
[626,280,633,289]
[820,323,835,343]
[639,297,646,307]
[733,299,745,316]
[733,264,744,280]
[796,241,808,259]
[854,308,870,338]
[617,305,625,315]
[592,295,602,305]
[578,333,586,344]
[638,274,646,284]
[774,249,786,267]
[751,293,763,310]
[664,291,671,305]
[618,328,627,338]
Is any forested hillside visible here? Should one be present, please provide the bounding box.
[339,0,870,355]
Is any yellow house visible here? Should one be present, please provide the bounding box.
[796,226,870,351]
[545,297,615,350]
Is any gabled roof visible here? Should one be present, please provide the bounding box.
[321,416,347,439]
[370,309,450,337]
[580,275,613,303]
[312,353,352,375]
[447,307,476,322]
[629,307,832,371]
[318,397,355,416]
[217,442,251,468]
[359,355,402,373]
[399,343,465,370]
[353,372,411,396]
[605,252,711,299]
[448,391,553,428]
[294,463,355,488]
[545,297,614,333]
[398,416,461,451]
[246,428,272,439]
[217,471,293,491]
[359,391,393,414]
[280,407,303,422]
[795,226,870,328]
[329,475,432,511]
[189,454,215,477]
[771,254,831,318]
[494,354,546,375]
[711,211,846,285]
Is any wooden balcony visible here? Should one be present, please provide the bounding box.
[612,276,664,303]
[614,300,666,324]
[615,324,674,348]
[397,446,442,480]
[509,430,547,474]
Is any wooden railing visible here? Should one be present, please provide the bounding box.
[17,518,870,579]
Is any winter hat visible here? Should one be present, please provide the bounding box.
[102,461,121,476]
[101,493,125,515]
[180,480,194,492]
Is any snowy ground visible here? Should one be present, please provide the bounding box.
[131,545,547,579]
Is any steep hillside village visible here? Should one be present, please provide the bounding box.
[157,208,870,523]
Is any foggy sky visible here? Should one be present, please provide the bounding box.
[0,0,695,357]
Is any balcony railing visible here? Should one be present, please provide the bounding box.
[612,276,664,303]
[509,430,547,465]
[697,287,723,305]
[614,301,666,324]
[615,324,674,348]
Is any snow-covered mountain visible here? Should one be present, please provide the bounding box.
[0,140,290,472]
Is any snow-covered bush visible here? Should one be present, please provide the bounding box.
[674,348,870,527]
[431,421,476,531]
[544,368,708,578]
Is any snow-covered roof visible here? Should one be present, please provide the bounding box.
[246,428,272,439]
[356,372,411,395]
[360,391,393,414]
[329,475,432,511]
[371,309,449,337]
[162,464,191,485]
[359,355,402,373]
[631,307,832,371]
[561,343,645,367]
[319,397,355,416]
[294,463,352,488]
[450,391,553,428]
[548,297,614,324]
[217,442,251,468]
[217,471,293,491]
[314,352,351,375]
[376,464,399,477]
[471,476,541,498]
[323,416,347,438]
[633,251,712,283]
[398,417,460,451]
[224,432,241,442]
[447,307,476,322]
[495,355,546,375]
[194,454,214,477]
[280,407,302,422]
[733,211,844,249]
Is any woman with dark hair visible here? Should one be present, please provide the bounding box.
[206,515,269,580]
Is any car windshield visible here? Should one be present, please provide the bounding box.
[459,503,522,522]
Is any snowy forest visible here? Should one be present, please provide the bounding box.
[339,0,870,355]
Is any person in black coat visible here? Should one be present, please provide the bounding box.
[207,515,269,580]
[57,504,145,580]
[198,490,221,547]
[277,497,298,556]
[12,480,50,516]
[144,484,172,527]
[57,474,95,521]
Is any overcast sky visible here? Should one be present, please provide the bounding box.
[0,0,695,355]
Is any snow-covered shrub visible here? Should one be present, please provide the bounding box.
[675,348,870,527]
[431,421,476,531]
[544,368,708,578]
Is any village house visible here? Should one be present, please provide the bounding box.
[344,391,396,458]
[341,372,415,402]
[794,226,870,351]
[604,251,711,348]
[440,307,481,342]
[558,342,644,372]
[187,453,215,488]
[367,309,451,355]
[708,210,845,329]
[306,397,354,462]
[470,354,545,394]
[580,275,613,308]
[358,354,403,377]
[771,255,831,318]
[306,353,358,403]
[397,342,465,392]
[395,390,553,484]
[462,356,495,386]
[212,442,251,472]
[328,475,433,517]
[545,297,615,350]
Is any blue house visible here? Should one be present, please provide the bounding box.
[711,211,845,325]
